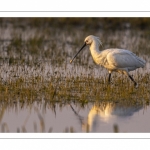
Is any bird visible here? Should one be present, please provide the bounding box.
[70,35,146,88]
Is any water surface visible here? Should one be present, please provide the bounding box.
[1,101,150,132]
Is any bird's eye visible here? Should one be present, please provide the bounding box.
[85,40,88,43]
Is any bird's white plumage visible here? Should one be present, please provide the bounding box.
[85,35,146,74]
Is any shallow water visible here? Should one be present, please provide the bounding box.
[1,101,150,132]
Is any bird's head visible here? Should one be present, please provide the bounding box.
[70,35,102,63]
[84,35,103,47]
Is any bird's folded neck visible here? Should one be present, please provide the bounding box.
[90,41,101,59]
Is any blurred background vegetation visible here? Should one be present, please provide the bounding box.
[0,17,150,30]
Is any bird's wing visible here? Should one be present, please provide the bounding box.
[106,49,145,69]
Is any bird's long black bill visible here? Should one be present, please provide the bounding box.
[70,43,86,63]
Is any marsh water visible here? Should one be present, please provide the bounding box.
[1,101,150,133]
[0,18,150,132]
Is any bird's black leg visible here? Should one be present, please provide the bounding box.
[108,73,111,83]
[128,75,138,88]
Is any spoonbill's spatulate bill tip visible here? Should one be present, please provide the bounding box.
[70,35,146,88]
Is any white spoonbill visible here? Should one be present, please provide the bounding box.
[70,35,146,87]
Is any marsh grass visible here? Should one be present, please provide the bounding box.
[0,73,149,104]
[0,25,149,107]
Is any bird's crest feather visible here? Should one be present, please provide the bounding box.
[95,36,103,47]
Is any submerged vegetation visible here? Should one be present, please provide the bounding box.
[0,18,150,132]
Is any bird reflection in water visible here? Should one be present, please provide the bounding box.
[69,102,143,132]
